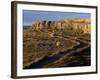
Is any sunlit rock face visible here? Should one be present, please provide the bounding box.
[32,18,91,33]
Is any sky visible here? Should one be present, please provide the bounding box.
[23,10,91,26]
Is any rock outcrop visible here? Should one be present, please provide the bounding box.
[31,18,91,33]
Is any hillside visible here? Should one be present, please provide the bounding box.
[23,18,91,69]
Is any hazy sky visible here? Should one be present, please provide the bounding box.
[23,10,91,26]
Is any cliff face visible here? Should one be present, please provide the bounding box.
[31,18,91,33]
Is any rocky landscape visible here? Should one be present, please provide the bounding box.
[32,18,90,33]
[23,18,91,69]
